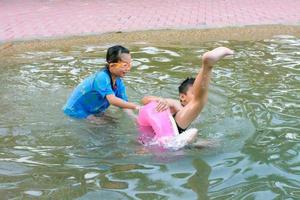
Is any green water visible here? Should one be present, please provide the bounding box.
[0,36,299,199]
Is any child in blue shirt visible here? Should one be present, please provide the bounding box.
[63,45,140,121]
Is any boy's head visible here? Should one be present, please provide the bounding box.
[106,45,132,77]
[178,77,195,106]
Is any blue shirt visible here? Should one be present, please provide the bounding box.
[63,68,128,118]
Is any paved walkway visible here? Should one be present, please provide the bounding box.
[0,0,299,42]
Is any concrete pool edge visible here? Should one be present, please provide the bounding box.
[1,25,300,57]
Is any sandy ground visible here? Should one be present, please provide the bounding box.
[0,25,299,65]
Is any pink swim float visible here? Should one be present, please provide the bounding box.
[137,101,176,144]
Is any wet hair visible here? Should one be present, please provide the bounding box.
[106,45,130,64]
[178,77,195,94]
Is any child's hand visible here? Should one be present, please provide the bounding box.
[156,98,169,112]
[135,105,141,111]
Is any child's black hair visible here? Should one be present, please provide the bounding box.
[178,77,195,94]
[106,45,130,63]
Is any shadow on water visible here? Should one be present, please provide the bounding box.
[0,35,300,199]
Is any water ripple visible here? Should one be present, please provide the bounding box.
[1,37,300,199]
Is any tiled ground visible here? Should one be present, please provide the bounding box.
[0,0,299,41]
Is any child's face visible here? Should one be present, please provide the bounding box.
[179,85,208,106]
[109,53,132,77]
[179,85,194,106]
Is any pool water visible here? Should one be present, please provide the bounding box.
[0,35,299,199]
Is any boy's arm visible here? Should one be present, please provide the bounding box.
[141,96,182,113]
[141,96,161,105]
[106,94,139,110]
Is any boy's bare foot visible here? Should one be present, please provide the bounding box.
[202,47,234,68]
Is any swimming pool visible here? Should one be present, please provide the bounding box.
[0,35,299,199]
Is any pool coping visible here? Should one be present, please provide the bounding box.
[1,25,299,57]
